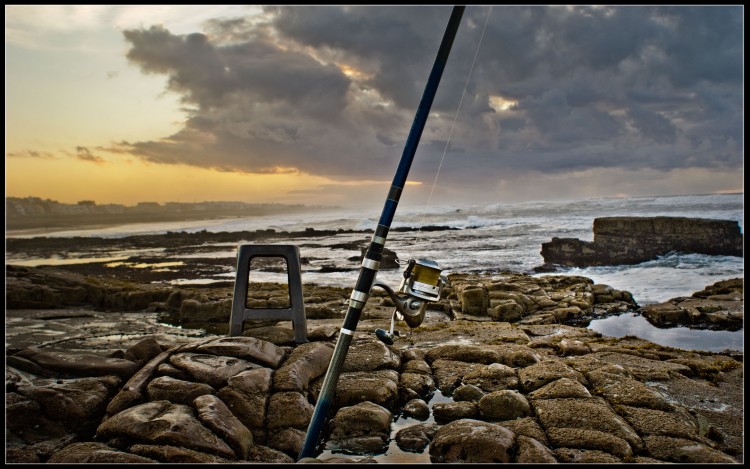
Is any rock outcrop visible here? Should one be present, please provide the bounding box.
[541,217,743,267]
[641,278,743,331]
[5,267,744,464]
[6,328,743,464]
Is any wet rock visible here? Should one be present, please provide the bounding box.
[493,344,540,367]
[452,383,484,402]
[169,353,261,389]
[273,342,333,392]
[15,375,121,431]
[299,455,377,463]
[499,417,549,445]
[307,325,339,341]
[146,376,216,405]
[540,216,743,266]
[20,349,138,378]
[266,391,314,429]
[643,435,738,463]
[324,369,399,410]
[429,419,516,463]
[553,447,622,463]
[642,294,743,331]
[242,325,298,346]
[4,266,744,464]
[640,302,688,327]
[692,278,743,299]
[97,401,236,459]
[489,299,524,321]
[426,344,501,365]
[244,444,295,463]
[401,358,431,375]
[217,392,267,433]
[516,435,557,463]
[325,401,392,454]
[107,349,173,415]
[557,338,592,356]
[462,362,518,392]
[399,372,436,399]
[7,355,47,376]
[227,367,274,394]
[528,377,592,399]
[156,363,190,380]
[328,401,392,446]
[546,427,633,458]
[519,360,587,392]
[402,398,430,420]
[617,405,704,442]
[6,391,42,432]
[267,427,305,458]
[6,446,41,463]
[6,390,68,444]
[587,370,673,410]
[458,285,488,316]
[128,444,231,463]
[667,354,741,380]
[532,397,643,451]
[102,289,172,312]
[47,442,157,463]
[194,394,253,459]
[429,359,482,395]
[124,337,165,367]
[432,401,478,423]
[590,351,691,381]
[478,389,531,420]
[342,336,400,372]
[395,423,439,452]
[178,298,232,324]
[216,368,273,432]
[195,336,286,369]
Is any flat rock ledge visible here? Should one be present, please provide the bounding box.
[6,267,743,463]
[7,325,743,463]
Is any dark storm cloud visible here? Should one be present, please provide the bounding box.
[120,5,743,192]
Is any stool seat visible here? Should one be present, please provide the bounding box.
[229,244,308,343]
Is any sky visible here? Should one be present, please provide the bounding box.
[5,5,744,209]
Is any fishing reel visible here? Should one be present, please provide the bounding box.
[373,259,447,345]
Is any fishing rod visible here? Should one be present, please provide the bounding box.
[297,5,465,460]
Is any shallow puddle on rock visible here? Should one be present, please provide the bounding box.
[317,389,453,463]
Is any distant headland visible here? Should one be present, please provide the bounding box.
[5,197,332,232]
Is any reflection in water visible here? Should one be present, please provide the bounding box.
[588,312,743,353]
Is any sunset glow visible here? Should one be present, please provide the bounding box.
[5,5,743,208]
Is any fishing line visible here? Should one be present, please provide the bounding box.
[414,5,492,243]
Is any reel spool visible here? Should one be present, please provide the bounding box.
[374,259,447,344]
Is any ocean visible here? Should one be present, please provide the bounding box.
[6,192,744,352]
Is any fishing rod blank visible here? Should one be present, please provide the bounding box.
[297,5,465,460]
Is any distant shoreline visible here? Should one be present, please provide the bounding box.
[6,211,254,234]
[5,196,338,234]
[5,207,325,235]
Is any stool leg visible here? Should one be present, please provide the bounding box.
[229,245,308,342]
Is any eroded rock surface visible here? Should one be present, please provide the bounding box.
[5,270,743,464]
[541,216,743,267]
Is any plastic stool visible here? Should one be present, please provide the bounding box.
[229,244,308,343]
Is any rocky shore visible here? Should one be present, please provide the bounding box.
[541,216,744,267]
[5,265,744,464]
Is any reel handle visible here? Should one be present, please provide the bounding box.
[374,328,394,345]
